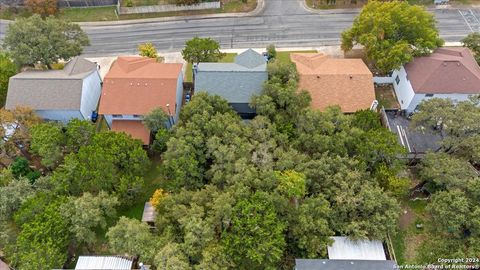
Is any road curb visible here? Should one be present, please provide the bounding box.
[299,0,360,14]
[78,0,265,26]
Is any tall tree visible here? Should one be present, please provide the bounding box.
[221,192,286,269]
[65,119,96,152]
[3,15,89,68]
[62,192,119,248]
[410,98,480,165]
[182,37,225,65]
[30,123,65,168]
[341,0,443,73]
[462,32,480,64]
[107,217,157,263]
[419,152,478,193]
[0,52,17,107]
[143,107,168,133]
[10,198,70,270]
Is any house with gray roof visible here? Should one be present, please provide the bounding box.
[5,57,102,123]
[194,49,267,119]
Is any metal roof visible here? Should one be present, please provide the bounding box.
[141,202,157,223]
[327,237,386,260]
[75,256,133,270]
[295,259,397,270]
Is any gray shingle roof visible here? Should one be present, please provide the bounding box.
[235,48,266,68]
[5,57,97,111]
[196,49,266,72]
[295,259,397,270]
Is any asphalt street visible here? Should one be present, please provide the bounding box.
[1,0,480,55]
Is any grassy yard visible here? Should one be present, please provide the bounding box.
[375,84,400,109]
[185,53,237,82]
[59,6,119,21]
[117,156,164,220]
[1,0,255,22]
[392,198,429,265]
[276,50,317,64]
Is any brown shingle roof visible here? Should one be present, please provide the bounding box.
[98,56,183,116]
[291,53,375,113]
[404,47,480,94]
[111,120,150,145]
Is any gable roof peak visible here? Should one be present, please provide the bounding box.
[116,56,156,73]
[234,49,266,68]
[290,53,328,70]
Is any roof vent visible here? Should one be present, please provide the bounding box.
[137,83,140,86]
[317,75,320,79]
[349,75,353,79]
[350,262,354,265]
[322,261,326,264]
[443,62,447,66]
[457,63,460,66]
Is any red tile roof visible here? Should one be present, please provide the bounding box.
[99,56,183,116]
[405,47,480,94]
[111,120,150,145]
[291,53,375,113]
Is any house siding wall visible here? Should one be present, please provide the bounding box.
[36,110,83,123]
[194,70,267,103]
[393,66,475,113]
[392,66,415,111]
[407,93,473,113]
[174,72,184,122]
[80,70,103,120]
[104,114,172,129]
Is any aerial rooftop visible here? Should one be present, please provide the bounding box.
[404,47,480,94]
[291,53,375,113]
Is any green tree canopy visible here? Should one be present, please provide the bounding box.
[62,192,119,247]
[221,192,286,270]
[0,52,17,107]
[3,15,89,68]
[143,107,168,133]
[341,0,443,73]
[411,98,480,165]
[30,123,65,168]
[462,32,480,64]
[181,37,225,65]
[10,197,70,270]
[107,217,157,263]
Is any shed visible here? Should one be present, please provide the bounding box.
[75,256,134,270]
[141,202,157,224]
[327,236,387,260]
[295,259,397,270]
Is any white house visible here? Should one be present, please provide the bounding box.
[5,57,102,123]
[391,47,480,113]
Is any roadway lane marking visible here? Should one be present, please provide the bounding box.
[459,9,474,32]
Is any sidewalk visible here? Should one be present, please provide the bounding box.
[78,0,265,26]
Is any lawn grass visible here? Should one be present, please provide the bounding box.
[185,53,237,82]
[117,156,164,220]
[59,6,118,22]
[276,50,317,64]
[391,230,407,265]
